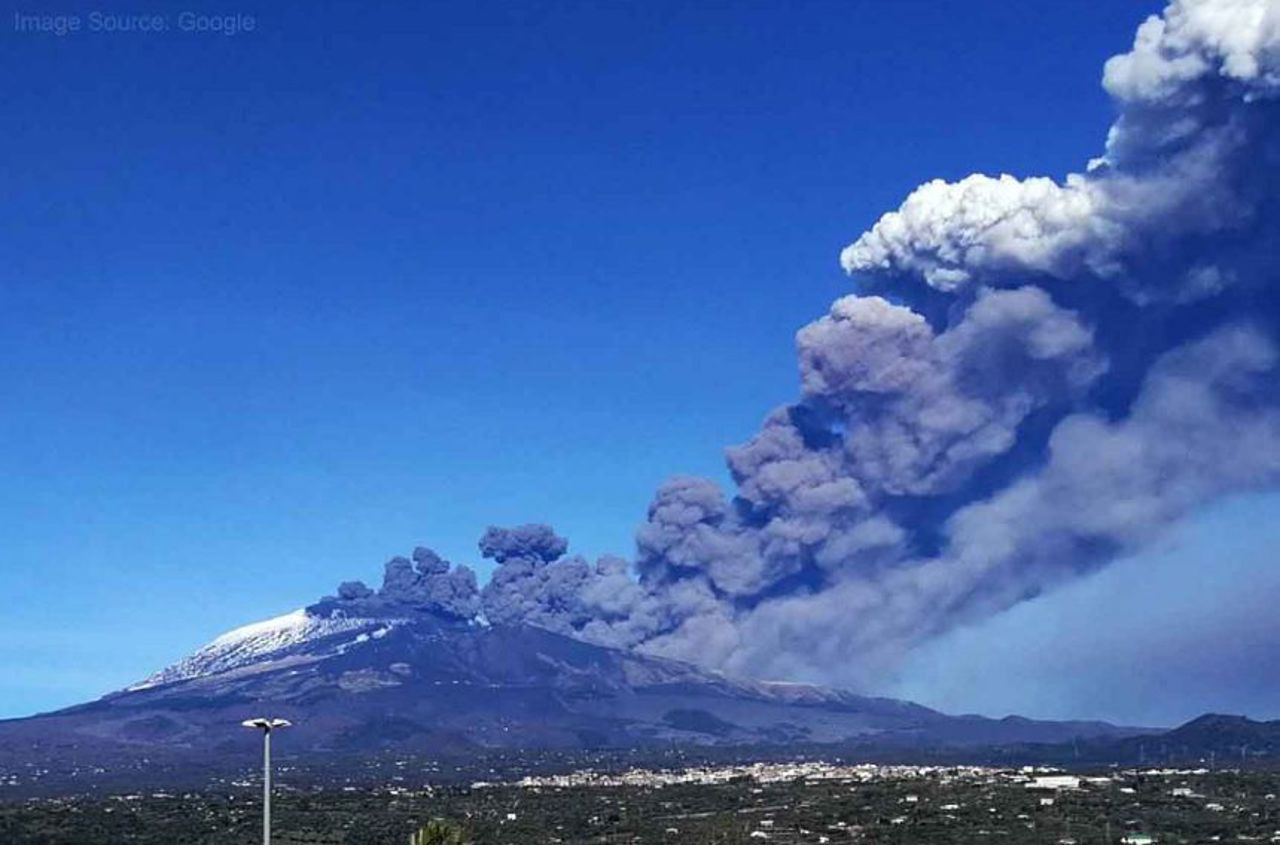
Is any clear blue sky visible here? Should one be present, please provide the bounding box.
[0,1,1177,719]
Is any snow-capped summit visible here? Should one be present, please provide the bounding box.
[128,545,488,692]
[129,609,393,691]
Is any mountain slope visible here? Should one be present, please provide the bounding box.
[1093,714,1280,763]
[1162,714,1280,754]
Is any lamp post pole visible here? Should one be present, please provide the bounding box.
[263,726,271,845]
[242,718,292,845]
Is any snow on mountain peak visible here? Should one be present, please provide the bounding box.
[128,609,393,691]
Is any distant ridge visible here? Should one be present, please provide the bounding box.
[1161,714,1280,756]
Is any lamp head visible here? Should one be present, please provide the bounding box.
[241,718,292,731]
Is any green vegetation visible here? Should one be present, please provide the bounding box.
[4,767,1280,844]
[411,819,470,845]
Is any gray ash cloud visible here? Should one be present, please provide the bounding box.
[324,546,480,622]
[330,1,1280,690]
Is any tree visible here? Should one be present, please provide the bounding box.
[409,819,470,845]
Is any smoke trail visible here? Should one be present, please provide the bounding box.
[331,0,1280,689]
[328,546,481,621]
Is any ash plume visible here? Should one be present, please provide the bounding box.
[332,0,1280,689]
[326,546,481,621]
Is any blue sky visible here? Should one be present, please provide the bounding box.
[0,0,1208,721]
[893,492,1280,727]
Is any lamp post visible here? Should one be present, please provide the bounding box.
[241,718,292,845]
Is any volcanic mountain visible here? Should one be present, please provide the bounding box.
[0,589,1143,774]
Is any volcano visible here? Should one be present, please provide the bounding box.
[0,587,1145,788]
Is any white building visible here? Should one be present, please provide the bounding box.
[1026,775,1081,790]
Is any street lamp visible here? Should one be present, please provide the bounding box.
[241,718,292,845]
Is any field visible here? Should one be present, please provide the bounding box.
[4,762,1280,844]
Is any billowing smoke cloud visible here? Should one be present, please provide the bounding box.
[327,546,481,621]
[333,0,1280,690]
[476,524,648,641]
